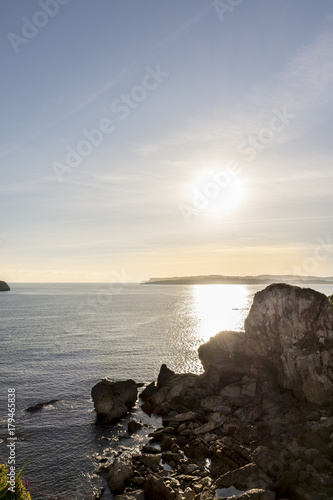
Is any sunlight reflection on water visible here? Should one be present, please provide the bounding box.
[192,284,251,341]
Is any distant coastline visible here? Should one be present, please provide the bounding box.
[143,274,333,285]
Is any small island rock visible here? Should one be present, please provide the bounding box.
[0,281,10,291]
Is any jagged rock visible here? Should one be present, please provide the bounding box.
[158,364,176,387]
[141,390,169,416]
[244,284,333,405]
[198,331,250,382]
[140,382,158,400]
[199,284,333,405]
[91,379,137,422]
[138,453,161,472]
[143,475,176,499]
[215,463,272,490]
[0,281,10,291]
[101,458,133,491]
[200,396,232,414]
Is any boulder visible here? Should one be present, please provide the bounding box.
[91,379,137,422]
[101,458,133,491]
[198,331,250,382]
[0,281,10,291]
[143,475,176,499]
[127,420,143,433]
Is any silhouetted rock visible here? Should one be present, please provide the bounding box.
[26,399,58,412]
[127,419,143,433]
[101,458,133,491]
[91,379,137,422]
[199,284,333,405]
[0,281,10,291]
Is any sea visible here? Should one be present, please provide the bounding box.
[1,282,333,499]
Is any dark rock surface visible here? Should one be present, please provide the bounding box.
[26,399,59,412]
[91,378,138,422]
[0,280,10,291]
[97,284,333,499]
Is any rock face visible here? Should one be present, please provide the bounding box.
[199,284,333,405]
[0,281,10,291]
[101,458,133,491]
[91,379,137,422]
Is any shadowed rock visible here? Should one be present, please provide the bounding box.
[199,284,333,405]
[26,399,58,412]
[100,284,333,499]
[91,379,137,422]
[0,281,10,291]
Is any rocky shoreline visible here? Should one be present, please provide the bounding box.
[92,284,333,500]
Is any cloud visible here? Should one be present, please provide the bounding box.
[133,26,333,158]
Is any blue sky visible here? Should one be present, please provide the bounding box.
[1,0,333,282]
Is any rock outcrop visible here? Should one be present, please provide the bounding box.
[199,284,333,405]
[97,284,333,499]
[0,281,10,291]
[92,379,138,422]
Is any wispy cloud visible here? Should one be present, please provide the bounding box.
[133,26,333,158]
[0,6,210,161]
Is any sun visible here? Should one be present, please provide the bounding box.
[207,175,244,216]
[190,169,245,218]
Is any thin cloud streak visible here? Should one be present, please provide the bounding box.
[0,6,210,160]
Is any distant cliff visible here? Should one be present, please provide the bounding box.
[144,274,333,285]
[0,281,10,291]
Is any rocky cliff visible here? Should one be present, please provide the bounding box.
[199,283,333,406]
[0,281,10,291]
[96,284,333,500]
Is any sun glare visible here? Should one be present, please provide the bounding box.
[192,284,250,341]
[207,176,244,216]
[189,168,245,219]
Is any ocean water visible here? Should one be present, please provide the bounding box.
[1,282,332,499]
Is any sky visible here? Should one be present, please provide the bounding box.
[1,0,333,283]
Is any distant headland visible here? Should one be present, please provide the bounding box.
[143,274,333,285]
[0,281,10,291]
